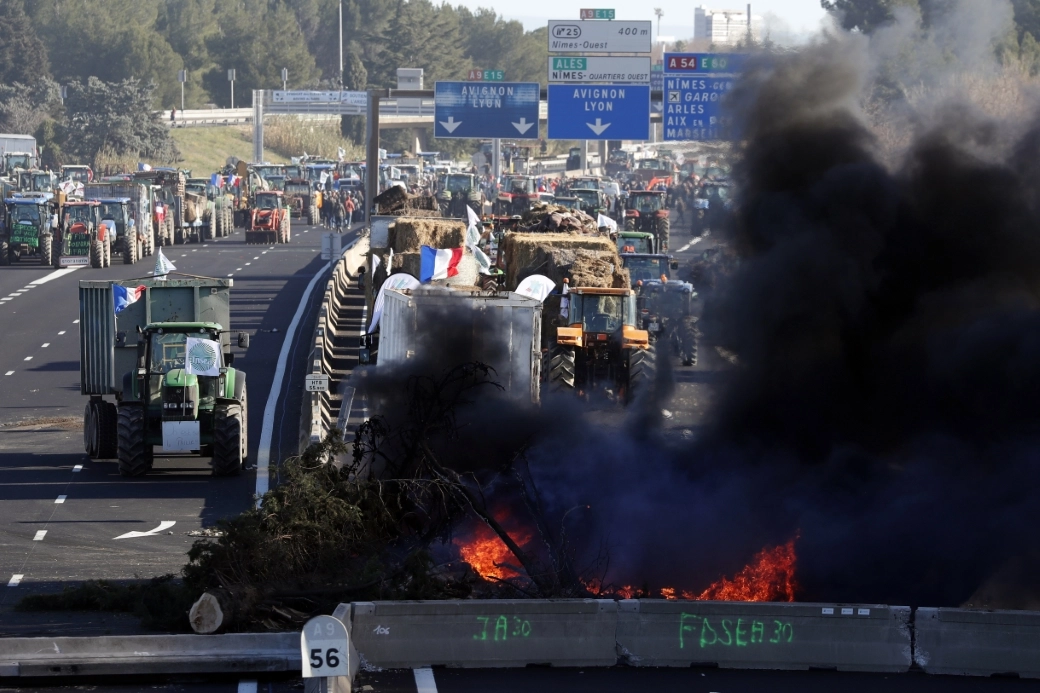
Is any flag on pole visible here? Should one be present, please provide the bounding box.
[154,247,176,281]
[419,245,463,282]
[515,275,556,302]
[466,205,480,229]
[388,247,394,269]
[210,173,223,187]
[371,253,381,275]
[113,284,147,314]
[597,213,617,233]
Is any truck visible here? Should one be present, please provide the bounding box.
[134,168,185,245]
[0,134,37,173]
[371,287,543,403]
[78,277,251,476]
[1,194,54,265]
[85,179,157,256]
[185,177,233,240]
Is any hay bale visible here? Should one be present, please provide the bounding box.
[388,218,466,253]
[501,232,620,289]
[521,202,599,233]
[391,207,440,218]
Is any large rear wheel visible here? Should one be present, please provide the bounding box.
[545,346,576,392]
[658,217,670,253]
[117,404,153,477]
[103,237,112,267]
[123,234,137,264]
[89,239,103,268]
[39,233,52,266]
[626,346,655,404]
[0,240,7,266]
[212,403,243,476]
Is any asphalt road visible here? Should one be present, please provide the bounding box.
[0,220,354,631]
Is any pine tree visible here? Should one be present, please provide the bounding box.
[0,1,51,84]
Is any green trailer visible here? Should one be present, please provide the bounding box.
[79,277,251,477]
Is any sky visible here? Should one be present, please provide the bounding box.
[451,0,830,41]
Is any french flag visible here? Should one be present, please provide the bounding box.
[419,245,463,282]
[113,285,147,314]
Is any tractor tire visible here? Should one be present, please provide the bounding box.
[224,208,232,236]
[659,217,670,253]
[83,402,98,457]
[143,229,153,257]
[124,234,138,264]
[212,403,243,476]
[624,218,636,232]
[89,239,104,268]
[96,401,118,459]
[282,215,290,243]
[680,318,699,367]
[0,240,7,266]
[39,234,52,266]
[117,404,153,477]
[213,210,222,239]
[626,346,655,404]
[545,346,576,392]
[103,238,112,267]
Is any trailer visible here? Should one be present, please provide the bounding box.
[79,277,251,476]
[372,287,543,404]
[83,180,155,260]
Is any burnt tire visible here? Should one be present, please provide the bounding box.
[545,346,576,392]
[39,234,52,266]
[96,401,118,459]
[89,239,103,268]
[212,403,243,476]
[626,347,655,404]
[117,404,152,477]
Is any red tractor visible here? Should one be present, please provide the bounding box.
[494,175,550,216]
[55,200,109,268]
[624,191,670,253]
[245,191,290,244]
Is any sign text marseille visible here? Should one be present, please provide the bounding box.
[547,84,649,140]
[434,81,540,139]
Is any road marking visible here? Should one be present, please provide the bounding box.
[113,520,176,540]
[33,531,46,541]
[41,343,50,348]
[14,289,29,293]
[245,262,251,266]
[227,273,234,277]
[54,495,66,504]
[237,681,257,693]
[7,574,23,587]
[414,668,438,693]
[58,331,65,335]
[236,267,242,271]
[255,260,330,505]
[203,244,209,247]
[0,298,11,302]
[7,293,19,298]
[4,371,13,376]
[676,236,703,253]
[253,256,259,260]
[262,251,268,255]
[72,465,82,472]
[73,319,79,324]
[268,246,274,250]
[23,356,32,361]
[192,249,198,252]
[29,266,82,285]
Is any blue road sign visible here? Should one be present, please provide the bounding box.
[547,84,649,141]
[434,81,540,139]
[662,74,736,141]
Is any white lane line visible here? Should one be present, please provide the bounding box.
[114,520,176,540]
[203,244,209,247]
[6,294,19,298]
[0,298,11,302]
[676,236,704,253]
[33,530,46,541]
[23,356,32,361]
[262,251,268,255]
[237,681,257,693]
[253,257,259,260]
[29,266,82,286]
[268,246,274,250]
[255,261,330,505]
[41,343,50,348]
[58,331,65,335]
[414,667,438,693]
[236,267,242,271]
[73,319,80,324]
[227,273,234,277]
[14,289,29,294]
[245,262,251,266]
[72,465,83,472]
[55,495,66,504]
[4,371,13,376]
[7,574,23,587]
[192,249,198,252]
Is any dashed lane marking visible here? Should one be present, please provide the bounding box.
[236,267,242,271]
[245,262,251,266]
[4,371,13,376]
[23,356,32,361]
[30,266,82,285]
[72,465,82,472]
[41,343,50,348]
[54,495,66,504]
[33,531,46,541]
[58,331,65,335]
[7,574,23,587]
[227,273,234,277]
[73,319,79,324]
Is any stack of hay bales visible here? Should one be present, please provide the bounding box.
[372,217,478,287]
[520,202,600,233]
[374,186,439,216]
[500,232,629,290]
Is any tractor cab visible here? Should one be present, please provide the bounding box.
[3,196,52,264]
[571,188,607,216]
[63,200,101,231]
[627,191,666,215]
[620,253,679,286]
[264,175,286,191]
[61,165,94,185]
[557,288,645,346]
[96,197,131,238]
[254,191,283,210]
[616,231,655,255]
[554,196,581,211]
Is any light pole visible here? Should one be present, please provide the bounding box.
[281,67,288,92]
[654,8,663,43]
[338,0,344,87]
[178,69,186,112]
[228,69,236,109]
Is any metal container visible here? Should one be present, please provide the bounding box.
[379,287,542,403]
[79,278,233,396]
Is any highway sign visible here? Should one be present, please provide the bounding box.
[580,9,615,19]
[548,20,652,53]
[663,74,735,141]
[273,90,367,105]
[301,615,349,678]
[434,81,540,139]
[305,374,330,392]
[664,53,749,74]
[467,69,504,81]
[548,56,650,83]
[547,84,649,141]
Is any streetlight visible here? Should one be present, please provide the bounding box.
[228,69,236,109]
[178,70,186,112]
[281,67,288,92]
[338,0,344,87]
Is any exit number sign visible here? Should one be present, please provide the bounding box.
[580,9,615,19]
[467,69,504,81]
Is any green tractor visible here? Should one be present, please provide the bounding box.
[624,191,670,253]
[437,173,482,219]
[1,194,54,266]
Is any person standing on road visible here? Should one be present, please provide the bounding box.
[170,107,176,125]
[344,195,355,228]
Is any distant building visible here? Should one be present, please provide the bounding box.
[694,6,761,46]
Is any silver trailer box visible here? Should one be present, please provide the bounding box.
[79,278,233,396]
[379,287,542,403]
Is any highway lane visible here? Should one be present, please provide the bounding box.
[0,222,352,630]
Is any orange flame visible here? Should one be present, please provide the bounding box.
[657,538,798,602]
[455,520,531,581]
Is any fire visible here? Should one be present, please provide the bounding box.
[455,519,531,581]
[659,538,798,602]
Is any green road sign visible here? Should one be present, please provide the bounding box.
[580,9,615,19]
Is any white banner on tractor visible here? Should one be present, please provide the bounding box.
[184,337,222,377]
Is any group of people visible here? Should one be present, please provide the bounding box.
[319,189,362,230]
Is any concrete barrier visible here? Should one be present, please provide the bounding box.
[349,599,618,668]
[915,607,1040,678]
[0,632,299,677]
[616,600,911,672]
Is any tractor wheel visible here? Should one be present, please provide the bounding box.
[282,215,290,243]
[117,404,153,477]
[212,403,243,476]
[659,217,670,253]
[89,239,104,268]
[124,233,137,264]
[83,402,98,457]
[545,346,576,392]
[97,401,118,459]
[224,208,232,236]
[213,210,222,239]
[0,240,7,266]
[39,234,52,266]
[624,218,636,232]
[626,346,655,404]
[103,237,112,267]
